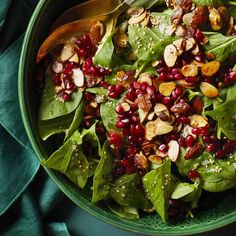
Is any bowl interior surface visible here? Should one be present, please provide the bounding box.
[19,0,236,235]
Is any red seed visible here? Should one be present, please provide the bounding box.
[186,135,196,147]
[62,92,71,101]
[126,91,136,101]
[108,91,119,99]
[178,137,186,147]
[108,84,116,92]
[158,144,169,152]
[109,132,123,148]
[116,84,124,94]
[120,159,129,167]
[188,169,200,179]
[100,80,108,88]
[177,116,190,124]
[53,73,61,86]
[152,93,164,103]
[133,81,141,89]
[162,96,173,107]
[146,86,155,95]
[223,143,235,154]
[192,128,200,135]
[159,72,167,81]
[131,115,139,123]
[215,149,225,158]
[140,82,148,91]
[115,104,125,115]
[206,143,215,152]
[116,121,125,129]
[134,124,145,137]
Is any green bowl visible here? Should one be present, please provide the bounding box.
[18,0,236,235]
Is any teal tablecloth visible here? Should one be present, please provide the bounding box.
[0,1,235,235]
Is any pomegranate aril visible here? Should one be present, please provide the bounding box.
[100,80,108,88]
[223,143,235,154]
[120,159,129,168]
[115,104,125,115]
[186,76,198,84]
[158,144,169,152]
[133,81,141,89]
[206,143,215,152]
[116,121,125,129]
[77,48,87,57]
[65,81,76,91]
[138,137,144,144]
[128,135,138,144]
[84,92,94,101]
[152,93,164,103]
[192,128,200,135]
[125,165,134,174]
[174,73,184,80]
[215,149,225,158]
[186,135,195,147]
[131,115,139,123]
[162,96,173,107]
[159,72,167,81]
[126,91,136,101]
[62,92,71,101]
[108,84,116,92]
[134,124,145,137]
[53,73,61,86]
[109,132,123,148]
[177,116,189,124]
[146,86,155,95]
[178,137,186,147]
[116,84,124,94]
[188,169,200,179]
[108,91,119,99]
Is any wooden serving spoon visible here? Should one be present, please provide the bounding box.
[37,0,136,63]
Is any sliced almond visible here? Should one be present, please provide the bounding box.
[185,37,196,51]
[191,44,200,56]
[69,52,79,63]
[148,155,163,165]
[159,82,176,97]
[138,108,149,123]
[52,61,63,73]
[72,68,84,87]
[173,38,186,56]
[128,11,147,24]
[200,82,219,98]
[175,25,187,37]
[181,64,198,77]
[145,118,173,141]
[127,7,145,17]
[165,24,177,36]
[138,73,152,86]
[147,111,155,120]
[140,14,150,26]
[168,140,180,162]
[201,61,221,77]
[154,103,170,118]
[60,43,75,62]
[164,44,178,67]
[182,13,193,26]
[189,114,208,128]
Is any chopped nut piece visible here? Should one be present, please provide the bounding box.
[148,155,163,165]
[173,38,186,56]
[121,102,130,112]
[181,64,198,77]
[52,61,63,73]
[69,52,79,63]
[209,7,223,31]
[182,13,193,26]
[201,61,221,77]
[72,68,84,87]
[165,24,177,36]
[168,140,180,162]
[172,7,184,25]
[200,82,219,98]
[128,11,147,24]
[140,14,150,26]
[189,114,208,128]
[90,101,98,108]
[89,20,105,46]
[170,101,190,113]
[147,111,155,120]
[192,96,204,114]
[185,37,196,51]
[135,152,148,169]
[60,43,75,62]
[164,44,178,67]
[154,103,170,118]
[185,143,204,160]
[145,118,173,140]
[175,25,187,37]
[192,5,208,26]
[159,82,177,96]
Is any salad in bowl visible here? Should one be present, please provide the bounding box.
[36,0,236,222]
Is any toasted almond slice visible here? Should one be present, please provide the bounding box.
[200,82,219,98]
[168,140,180,162]
[183,13,193,26]
[72,68,84,87]
[52,61,63,73]
[138,108,149,123]
[140,14,150,26]
[201,61,221,77]
[138,73,152,86]
[173,38,186,56]
[127,7,145,17]
[175,25,187,37]
[189,114,208,128]
[145,118,173,140]
[165,24,177,36]
[147,111,155,120]
[159,82,176,97]
[135,152,148,169]
[60,43,75,62]
[128,11,147,24]
[148,155,163,164]
[191,44,200,55]
[177,79,195,89]
[185,37,196,51]
[69,52,79,63]
[164,44,178,67]
[181,64,198,77]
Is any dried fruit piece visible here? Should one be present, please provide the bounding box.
[185,143,204,160]
[170,101,190,113]
[159,82,177,96]
[209,7,223,31]
[89,20,105,46]
[185,37,196,51]
[200,82,219,98]
[181,64,198,77]
[72,68,84,87]
[201,61,220,76]
[154,103,170,120]
[128,10,147,25]
[168,140,180,162]
[52,61,63,73]
[177,79,195,89]
[145,118,173,140]
[192,5,208,26]
[189,114,208,128]
[182,13,193,26]
[192,96,204,114]
[60,43,75,62]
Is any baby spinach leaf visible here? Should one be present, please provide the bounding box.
[64,98,85,140]
[226,83,236,101]
[205,99,236,140]
[106,201,139,219]
[86,87,108,96]
[192,0,224,7]
[92,141,113,203]
[93,35,114,68]
[142,159,172,222]
[131,0,165,9]
[41,130,89,188]
[39,73,83,121]
[176,150,236,192]
[110,173,151,209]
[204,33,236,62]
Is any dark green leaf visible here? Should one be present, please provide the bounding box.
[92,141,113,203]
[204,33,236,62]
[110,173,151,209]
[205,99,236,140]
[86,87,108,96]
[176,150,236,192]
[142,159,172,222]
[93,35,114,68]
[106,201,139,219]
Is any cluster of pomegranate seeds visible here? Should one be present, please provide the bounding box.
[75,34,96,58]
[108,84,125,99]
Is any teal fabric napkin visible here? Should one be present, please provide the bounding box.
[0,1,70,235]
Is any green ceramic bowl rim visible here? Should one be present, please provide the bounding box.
[18,0,236,235]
